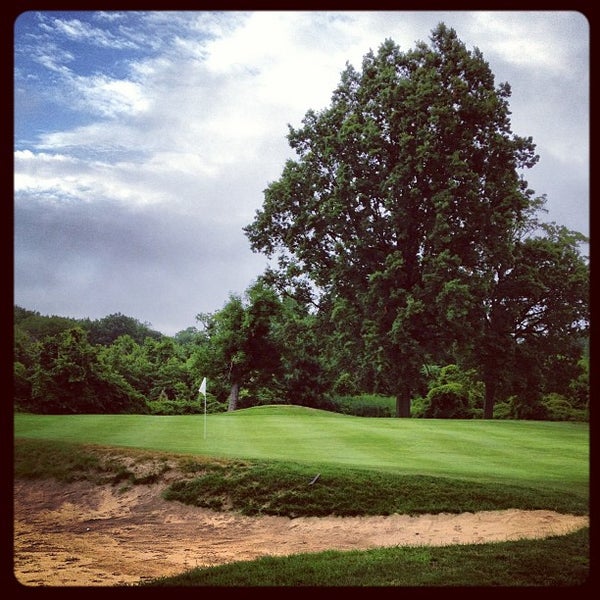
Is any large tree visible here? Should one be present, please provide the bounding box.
[245,24,543,417]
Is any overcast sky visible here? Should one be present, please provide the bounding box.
[13,10,589,336]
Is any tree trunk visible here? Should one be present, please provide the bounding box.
[227,381,240,412]
[395,384,411,418]
[483,377,496,419]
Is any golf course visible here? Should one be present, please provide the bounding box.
[14,406,589,586]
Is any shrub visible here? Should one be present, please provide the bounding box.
[410,396,428,418]
[423,383,471,419]
[542,393,588,422]
[492,401,512,419]
[506,395,549,420]
[146,398,202,415]
[331,395,394,417]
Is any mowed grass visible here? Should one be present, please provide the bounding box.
[14,406,589,499]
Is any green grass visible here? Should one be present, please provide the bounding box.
[13,437,588,517]
[14,406,589,499]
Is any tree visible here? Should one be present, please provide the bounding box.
[15,310,80,341]
[96,334,153,399]
[245,24,541,416]
[87,312,163,346]
[271,294,332,408]
[29,327,144,413]
[199,281,283,411]
[476,223,589,418]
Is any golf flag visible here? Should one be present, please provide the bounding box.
[199,378,207,439]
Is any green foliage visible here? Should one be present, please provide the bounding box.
[567,351,589,409]
[13,361,32,408]
[506,394,548,420]
[242,25,589,419]
[423,383,471,419]
[492,400,512,420]
[12,26,590,420]
[331,395,394,417]
[25,327,146,414]
[146,397,201,415]
[86,312,163,345]
[418,364,484,419]
[542,393,588,422]
[236,386,287,409]
[15,309,80,340]
[494,393,588,422]
[243,24,549,415]
[197,280,289,410]
[270,296,332,408]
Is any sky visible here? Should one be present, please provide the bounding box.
[13,10,590,336]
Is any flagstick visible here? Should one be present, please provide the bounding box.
[199,377,207,441]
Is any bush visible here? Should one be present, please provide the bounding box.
[14,362,32,407]
[507,395,549,420]
[332,372,360,396]
[146,398,202,415]
[331,395,394,417]
[492,401,512,419]
[423,383,471,419]
[410,396,428,418]
[237,386,287,409]
[542,393,588,422]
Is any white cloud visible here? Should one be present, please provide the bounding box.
[70,73,151,117]
[45,13,140,50]
[470,11,588,74]
[15,149,169,206]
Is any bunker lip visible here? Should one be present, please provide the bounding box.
[13,477,589,587]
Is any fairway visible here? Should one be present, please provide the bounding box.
[14,406,589,498]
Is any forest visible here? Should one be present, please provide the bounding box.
[13,296,588,422]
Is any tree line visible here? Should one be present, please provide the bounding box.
[13,285,588,420]
[14,24,588,420]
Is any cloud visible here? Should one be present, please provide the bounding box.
[14,193,268,333]
[469,11,588,74]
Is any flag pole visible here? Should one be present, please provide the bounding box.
[199,377,207,440]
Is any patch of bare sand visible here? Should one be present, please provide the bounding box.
[13,478,589,587]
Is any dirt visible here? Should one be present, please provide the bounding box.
[13,476,589,588]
